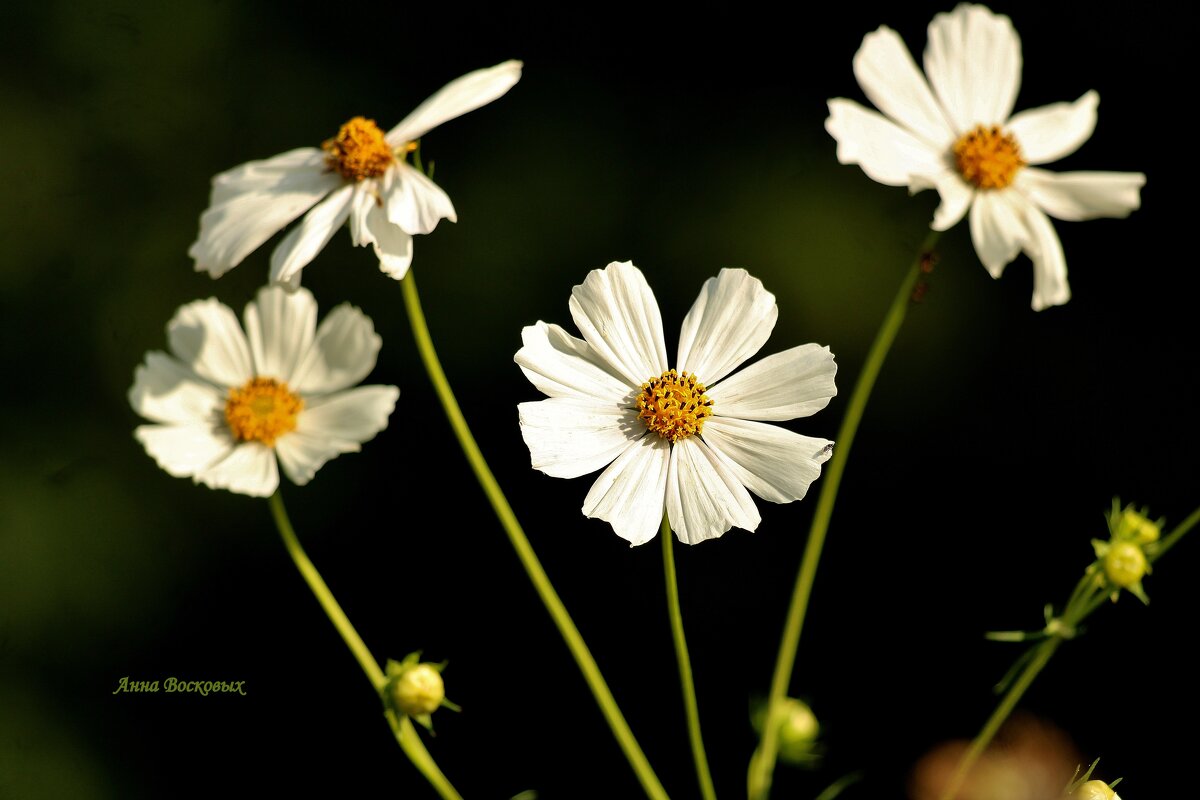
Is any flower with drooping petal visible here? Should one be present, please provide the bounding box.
[189,60,522,285]
[516,261,837,546]
[826,3,1145,310]
[130,285,399,497]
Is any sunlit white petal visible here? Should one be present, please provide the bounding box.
[677,269,778,385]
[701,418,832,504]
[924,3,1022,130]
[569,261,669,387]
[196,442,280,497]
[969,189,1026,278]
[708,344,837,421]
[515,322,633,403]
[276,386,399,484]
[1008,91,1099,165]
[1019,168,1145,221]
[666,437,760,545]
[854,26,955,149]
[826,99,947,186]
[387,163,458,235]
[387,60,524,145]
[1022,201,1071,311]
[269,184,355,285]
[167,297,254,388]
[129,353,224,425]
[913,170,975,231]
[518,398,642,479]
[582,435,670,547]
[244,285,317,384]
[291,303,382,395]
[134,423,232,478]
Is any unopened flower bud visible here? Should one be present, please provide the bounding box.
[775,698,820,764]
[1117,508,1160,544]
[390,663,445,717]
[1104,541,1148,588]
[1073,779,1119,800]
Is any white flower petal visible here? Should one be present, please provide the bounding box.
[569,261,669,388]
[1022,202,1070,311]
[365,201,416,280]
[853,25,955,150]
[129,353,225,425]
[189,148,341,278]
[167,297,254,388]
[665,437,760,545]
[913,170,975,231]
[515,321,633,403]
[1019,168,1145,222]
[969,189,1025,278]
[387,60,523,145]
[134,423,233,479]
[268,184,354,285]
[701,417,833,504]
[386,164,458,235]
[518,398,642,479]
[708,344,837,422]
[582,435,670,547]
[347,182,376,247]
[275,385,399,484]
[1007,91,1098,165]
[196,442,280,497]
[243,285,317,384]
[676,268,778,385]
[291,303,382,395]
[924,3,1022,131]
[826,99,947,187]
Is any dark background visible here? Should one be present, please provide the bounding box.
[1,2,1192,797]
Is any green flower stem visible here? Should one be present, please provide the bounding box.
[661,516,718,800]
[938,502,1200,800]
[749,230,941,800]
[267,491,462,800]
[400,273,671,800]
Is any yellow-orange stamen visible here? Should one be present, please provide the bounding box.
[225,377,303,447]
[322,116,394,181]
[637,369,713,442]
[953,124,1025,189]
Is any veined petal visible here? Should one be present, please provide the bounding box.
[582,434,670,547]
[515,321,633,403]
[518,398,641,479]
[268,184,354,285]
[291,303,382,395]
[826,99,947,187]
[129,352,225,425]
[167,297,254,388]
[854,25,955,150]
[1007,91,1099,165]
[969,189,1025,278]
[924,3,1022,131]
[569,261,669,388]
[676,269,778,385]
[386,163,457,235]
[666,437,760,545]
[134,423,232,478]
[1022,202,1070,311]
[189,148,340,278]
[708,344,837,421]
[359,200,416,280]
[195,441,280,497]
[275,385,399,484]
[243,285,317,384]
[387,60,523,145]
[701,417,833,504]
[1019,168,1145,221]
[347,182,376,247]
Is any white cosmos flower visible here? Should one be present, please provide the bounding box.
[189,60,522,285]
[516,261,837,546]
[129,285,399,497]
[826,3,1145,310]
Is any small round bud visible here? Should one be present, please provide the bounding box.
[775,698,820,764]
[1073,779,1117,800]
[1105,540,1148,588]
[390,663,445,716]
[1117,508,1160,544]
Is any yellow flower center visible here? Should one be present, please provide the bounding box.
[225,377,304,447]
[322,116,395,181]
[637,369,713,442]
[953,124,1025,189]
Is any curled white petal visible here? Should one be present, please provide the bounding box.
[196,441,280,497]
[1007,91,1099,165]
[275,386,399,485]
[701,417,832,504]
[969,190,1025,279]
[515,321,632,404]
[167,297,254,388]
[708,344,837,422]
[912,170,975,231]
[291,303,382,395]
[676,268,778,385]
[1023,201,1071,311]
[569,261,669,387]
[1019,168,1145,221]
[129,353,225,425]
[853,25,955,150]
[243,285,318,384]
[826,99,947,187]
[269,184,354,285]
[134,423,232,479]
[582,435,670,547]
[387,60,523,145]
[518,398,641,479]
[387,163,458,235]
[666,437,760,545]
[924,3,1022,131]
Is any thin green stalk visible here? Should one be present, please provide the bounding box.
[268,492,462,800]
[749,231,941,800]
[400,273,670,800]
[1151,504,1200,562]
[661,516,718,800]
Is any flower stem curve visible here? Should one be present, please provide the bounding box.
[400,272,671,800]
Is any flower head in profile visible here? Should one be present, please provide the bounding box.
[826,4,1145,310]
[189,61,522,285]
[516,262,837,546]
[130,286,399,497]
